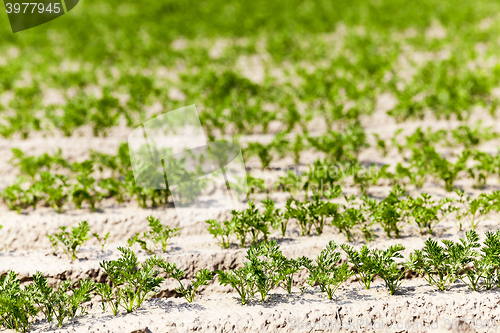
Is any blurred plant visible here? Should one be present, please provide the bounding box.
[89,89,123,137]
[231,200,269,246]
[244,142,273,169]
[332,195,368,242]
[0,178,32,213]
[261,198,283,233]
[453,190,488,231]
[407,193,453,235]
[9,148,68,180]
[38,172,68,213]
[366,185,408,238]
[93,232,110,251]
[246,174,267,195]
[285,198,311,236]
[71,161,102,212]
[307,122,368,163]
[303,159,344,195]
[467,150,496,189]
[373,133,389,157]
[1,85,42,139]
[206,219,234,249]
[429,148,471,192]
[275,169,303,194]
[451,122,498,149]
[98,178,124,203]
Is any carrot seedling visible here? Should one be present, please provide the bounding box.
[31,272,94,327]
[300,241,353,300]
[128,216,179,254]
[206,219,234,249]
[93,232,110,251]
[216,263,257,305]
[371,244,412,295]
[99,247,164,313]
[47,220,90,260]
[341,244,378,290]
[161,263,213,303]
[0,271,39,333]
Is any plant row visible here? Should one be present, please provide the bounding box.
[245,126,500,194]
[0,247,211,333]
[244,122,498,169]
[5,134,500,217]
[0,145,176,213]
[3,230,500,332]
[27,180,498,264]
[45,216,178,261]
[248,145,500,196]
[3,186,499,263]
[208,186,500,245]
[3,45,500,141]
[2,120,500,214]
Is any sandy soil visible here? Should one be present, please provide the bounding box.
[22,279,497,333]
[2,106,500,332]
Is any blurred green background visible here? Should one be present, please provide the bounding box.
[1,0,500,138]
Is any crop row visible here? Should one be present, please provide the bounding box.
[0,189,465,261]
[2,175,496,263]
[3,124,500,215]
[0,247,211,333]
[2,230,500,332]
[3,0,500,143]
[246,123,500,193]
[0,145,170,213]
[208,186,500,243]
[44,217,178,262]
[2,152,500,244]
[245,121,497,168]
[252,145,500,196]
[2,41,500,141]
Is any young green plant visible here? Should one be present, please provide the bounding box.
[300,240,353,300]
[161,263,213,303]
[98,247,165,314]
[47,220,90,260]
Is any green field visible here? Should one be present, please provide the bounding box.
[3,1,500,331]
[2,0,500,137]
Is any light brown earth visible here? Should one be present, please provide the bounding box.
[1,104,500,332]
